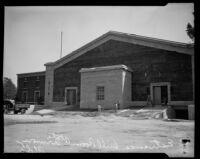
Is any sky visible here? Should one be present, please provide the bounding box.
[4,4,194,86]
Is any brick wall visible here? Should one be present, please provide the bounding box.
[53,40,193,102]
[17,75,45,104]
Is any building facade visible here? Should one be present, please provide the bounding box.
[79,65,133,109]
[16,71,45,104]
[16,31,194,109]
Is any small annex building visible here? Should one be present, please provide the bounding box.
[79,65,132,109]
[16,31,194,111]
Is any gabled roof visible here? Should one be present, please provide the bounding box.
[45,31,194,69]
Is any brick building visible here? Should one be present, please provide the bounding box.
[16,71,45,104]
[16,31,194,110]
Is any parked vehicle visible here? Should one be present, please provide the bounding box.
[3,99,30,114]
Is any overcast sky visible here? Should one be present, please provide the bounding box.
[4,4,194,86]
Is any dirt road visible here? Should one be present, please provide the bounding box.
[4,110,194,157]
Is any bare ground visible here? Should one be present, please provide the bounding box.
[4,109,194,157]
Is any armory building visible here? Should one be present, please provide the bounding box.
[16,31,194,110]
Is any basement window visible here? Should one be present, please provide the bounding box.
[96,86,104,100]
[174,109,188,120]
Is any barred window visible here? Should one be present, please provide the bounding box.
[96,86,104,100]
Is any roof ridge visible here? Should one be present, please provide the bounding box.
[45,31,194,67]
[108,30,193,46]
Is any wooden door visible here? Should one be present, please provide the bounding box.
[22,92,28,103]
[153,86,161,105]
[66,89,76,105]
[34,91,40,104]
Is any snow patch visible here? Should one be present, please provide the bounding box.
[117,109,130,114]
[136,109,149,113]
[36,109,55,114]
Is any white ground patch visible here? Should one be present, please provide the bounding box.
[4,110,194,157]
[36,109,55,114]
[25,105,35,114]
[117,109,130,114]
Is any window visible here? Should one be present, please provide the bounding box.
[96,86,104,100]
[23,77,27,88]
[36,76,40,81]
[35,80,39,88]
[23,81,27,88]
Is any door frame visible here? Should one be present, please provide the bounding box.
[64,87,78,105]
[150,82,171,105]
[22,91,28,103]
[34,90,40,104]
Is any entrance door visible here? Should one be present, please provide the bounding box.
[153,86,168,105]
[161,86,168,105]
[65,87,77,105]
[153,86,161,105]
[22,91,28,103]
[34,91,40,104]
[151,82,170,106]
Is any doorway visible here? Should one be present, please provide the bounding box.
[65,87,77,105]
[153,86,168,105]
[34,91,40,104]
[153,86,161,105]
[151,82,170,106]
[22,91,28,103]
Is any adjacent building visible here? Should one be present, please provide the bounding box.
[16,71,45,104]
[16,31,194,111]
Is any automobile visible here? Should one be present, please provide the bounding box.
[3,99,29,114]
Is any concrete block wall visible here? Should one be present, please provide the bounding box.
[80,69,124,109]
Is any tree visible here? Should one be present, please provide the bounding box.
[186,23,194,42]
[3,77,17,100]
[186,12,194,42]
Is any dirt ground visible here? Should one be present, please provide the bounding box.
[4,109,194,157]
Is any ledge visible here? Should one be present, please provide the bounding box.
[79,64,133,73]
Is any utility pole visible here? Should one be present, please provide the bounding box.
[60,31,63,59]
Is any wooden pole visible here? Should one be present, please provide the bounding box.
[60,32,63,59]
